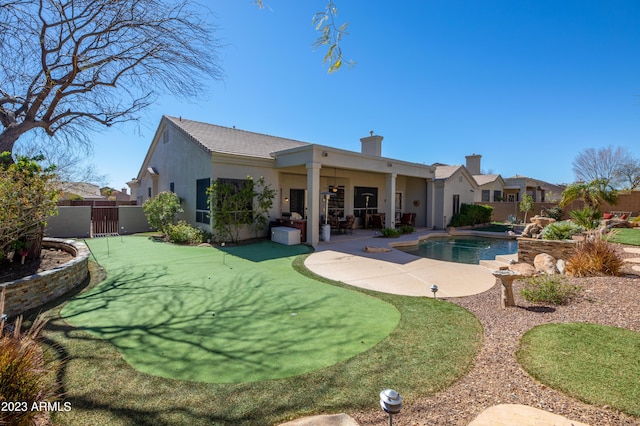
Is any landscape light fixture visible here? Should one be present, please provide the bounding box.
[430,284,439,298]
[379,388,403,426]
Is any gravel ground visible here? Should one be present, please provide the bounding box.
[351,245,640,426]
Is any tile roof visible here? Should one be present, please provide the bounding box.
[434,165,462,180]
[165,116,310,158]
[473,174,500,186]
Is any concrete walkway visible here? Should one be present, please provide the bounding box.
[305,228,498,297]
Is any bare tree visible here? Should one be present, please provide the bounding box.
[572,146,639,189]
[0,0,222,157]
[619,156,640,190]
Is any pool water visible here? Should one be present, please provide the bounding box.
[400,236,518,265]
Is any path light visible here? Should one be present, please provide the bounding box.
[430,284,438,299]
[379,389,402,426]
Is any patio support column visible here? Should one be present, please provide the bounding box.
[426,179,434,228]
[385,172,397,228]
[306,162,321,245]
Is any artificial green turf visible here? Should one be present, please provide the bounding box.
[61,237,400,383]
[518,323,640,417]
[606,228,640,246]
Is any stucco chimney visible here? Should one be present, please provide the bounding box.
[360,132,383,157]
[121,187,128,195]
[465,154,481,175]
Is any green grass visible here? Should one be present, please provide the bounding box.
[606,228,640,246]
[62,237,400,383]
[517,323,640,417]
[37,237,483,426]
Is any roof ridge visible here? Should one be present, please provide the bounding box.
[164,115,312,145]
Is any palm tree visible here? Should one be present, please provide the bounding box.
[560,179,618,211]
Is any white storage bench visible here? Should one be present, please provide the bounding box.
[271,227,301,246]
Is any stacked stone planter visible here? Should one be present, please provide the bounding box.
[517,237,576,265]
[1,238,89,317]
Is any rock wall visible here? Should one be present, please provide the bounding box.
[517,237,576,265]
[1,238,89,317]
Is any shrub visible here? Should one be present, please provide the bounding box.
[569,206,602,230]
[379,228,400,238]
[165,221,204,245]
[142,191,183,235]
[543,205,563,221]
[0,290,60,425]
[541,220,585,240]
[565,233,623,277]
[449,204,493,227]
[520,275,581,305]
[398,225,414,234]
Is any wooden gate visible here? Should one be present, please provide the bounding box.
[92,207,119,236]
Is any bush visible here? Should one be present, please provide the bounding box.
[398,225,414,234]
[142,191,183,235]
[569,206,601,230]
[543,205,563,221]
[541,220,585,240]
[565,233,623,277]
[449,204,493,227]
[520,275,581,305]
[165,221,204,245]
[379,228,400,238]
[0,290,60,425]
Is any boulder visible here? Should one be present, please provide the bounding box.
[534,253,558,274]
[556,259,566,275]
[508,263,537,276]
[521,223,543,238]
[530,215,556,228]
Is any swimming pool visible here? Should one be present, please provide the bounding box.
[399,235,518,265]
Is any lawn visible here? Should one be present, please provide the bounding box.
[61,237,400,383]
[517,323,640,417]
[44,236,482,425]
[607,228,640,246]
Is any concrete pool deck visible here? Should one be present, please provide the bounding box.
[305,228,505,297]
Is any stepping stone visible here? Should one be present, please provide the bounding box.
[623,247,640,254]
[469,404,590,426]
[623,257,640,264]
[278,413,359,426]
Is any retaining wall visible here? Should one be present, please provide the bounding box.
[1,238,89,317]
[517,237,576,265]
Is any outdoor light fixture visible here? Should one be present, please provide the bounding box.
[430,284,439,298]
[379,388,402,426]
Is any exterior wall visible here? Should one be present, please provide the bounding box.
[602,191,640,216]
[136,122,212,226]
[517,237,576,265]
[119,206,152,234]
[45,206,91,238]
[1,239,89,317]
[45,206,150,238]
[442,172,476,227]
[476,180,504,202]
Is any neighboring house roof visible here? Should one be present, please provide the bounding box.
[473,174,501,186]
[165,116,310,159]
[434,165,463,180]
[58,182,105,200]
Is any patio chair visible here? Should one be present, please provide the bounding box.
[400,212,416,227]
[371,213,385,229]
[340,215,355,234]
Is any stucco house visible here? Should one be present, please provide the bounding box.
[503,175,565,203]
[432,164,479,229]
[128,116,449,244]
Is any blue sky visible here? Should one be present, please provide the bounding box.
[88,0,640,191]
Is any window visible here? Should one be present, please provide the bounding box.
[147,187,151,197]
[453,194,460,215]
[196,178,210,224]
[493,190,502,202]
[328,185,345,218]
[354,186,378,218]
[481,190,490,202]
[170,182,175,193]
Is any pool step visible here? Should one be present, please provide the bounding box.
[480,253,518,271]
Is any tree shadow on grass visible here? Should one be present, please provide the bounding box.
[221,240,311,263]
